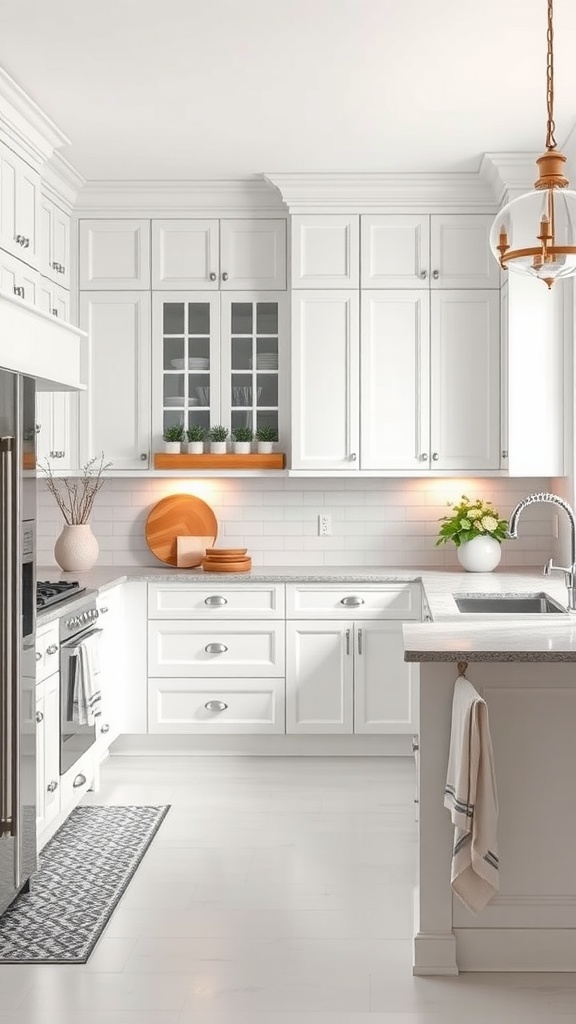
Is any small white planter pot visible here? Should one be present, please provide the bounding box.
[186,441,204,454]
[209,441,227,454]
[457,535,502,572]
[256,441,274,454]
[233,442,252,454]
[164,441,181,454]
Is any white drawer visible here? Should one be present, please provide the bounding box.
[148,583,284,619]
[59,747,95,813]
[148,620,285,677]
[35,622,60,683]
[148,677,285,734]
[285,583,421,619]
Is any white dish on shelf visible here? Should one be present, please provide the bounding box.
[164,396,184,406]
[170,358,210,370]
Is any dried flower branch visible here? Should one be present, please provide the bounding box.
[40,453,112,525]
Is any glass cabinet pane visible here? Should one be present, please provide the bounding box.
[161,299,214,436]
[227,300,280,437]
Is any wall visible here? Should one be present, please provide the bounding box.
[37,475,557,570]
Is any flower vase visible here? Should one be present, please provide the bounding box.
[54,524,99,572]
[457,535,502,572]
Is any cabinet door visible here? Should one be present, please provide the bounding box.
[152,292,220,448]
[148,621,285,678]
[148,678,285,734]
[0,249,39,305]
[291,290,360,470]
[286,620,353,734]
[220,292,287,443]
[353,621,419,734]
[152,219,219,289]
[0,142,40,268]
[37,276,70,321]
[430,290,500,471]
[291,215,359,288]
[79,220,151,289]
[96,587,125,751]
[40,197,70,287]
[36,673,60,838]
[430,215,500,289]
[79,291,152,469]
[36,390,78,470]
[360,290,430,470]
[220,219,286,290]
[361,215,429,288]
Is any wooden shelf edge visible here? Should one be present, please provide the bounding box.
[154,452,286,470]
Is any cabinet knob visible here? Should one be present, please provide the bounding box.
[99,606,108,614]
[23,237,30,248]
[350,452,357,461]
[431,452,439,461]
[140,452,148,461]
[51,308,59,317]
[221,272,229,281]
[46,644,59,655]
[47,780,58,792]
[419,270,428,280]
[205,700,228,712]
[35,710,44,723]
[411,737,419,753]
[209,272,217,281]
[35,651,42,662]
[501,450,508,459]
[205,595,227,606]
[340,596,364,606]
[432,269,439,280]
[205,642,228,654]
[72,773,87,788]
[100,723,110,734]
[15,234,25,244]
[419,453,429,461]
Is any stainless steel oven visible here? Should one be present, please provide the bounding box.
[59,598,101,775]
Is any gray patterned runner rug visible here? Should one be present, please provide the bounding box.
[0,804,170,963]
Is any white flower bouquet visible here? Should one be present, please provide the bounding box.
[436,495,509,548]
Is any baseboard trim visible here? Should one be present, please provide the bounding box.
[110,733,414,757]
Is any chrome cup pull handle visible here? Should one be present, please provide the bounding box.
[72,773,87,788]
[340,596,364,607]
[205,642,228,654]
[205,700,228,712]
[204,596,228,607]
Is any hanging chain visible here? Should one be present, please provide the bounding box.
[546,0,557,150]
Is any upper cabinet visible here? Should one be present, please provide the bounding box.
[151,219,287,291]
[361,214,500,289]
[79,220,151,289]
[291,215,359,288]
[0,139,41,269]
[40,197,70,288]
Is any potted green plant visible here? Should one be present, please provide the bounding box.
[255,425,277,454]
[208,424,229,454]
[436,494,509,572]
[231,425,254,454]
[186,423,206,454]
[163,424,184,453]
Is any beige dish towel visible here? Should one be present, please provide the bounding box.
[444,675,499,915]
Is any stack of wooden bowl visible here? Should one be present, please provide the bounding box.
[201,547,252,572]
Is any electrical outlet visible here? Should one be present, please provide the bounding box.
[318,513,332,537]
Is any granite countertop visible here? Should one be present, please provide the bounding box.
[35,563,576,661]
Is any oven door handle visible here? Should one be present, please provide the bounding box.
[61,627,102,657]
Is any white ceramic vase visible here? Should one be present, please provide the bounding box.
[54,524,99,572]
[457,535,502,572]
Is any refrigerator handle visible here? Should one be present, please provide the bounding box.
[0,436,16,839]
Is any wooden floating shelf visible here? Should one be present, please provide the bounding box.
[154,452,286,470]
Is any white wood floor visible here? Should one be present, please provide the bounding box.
[0,754,575,1023]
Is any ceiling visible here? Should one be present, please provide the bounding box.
[2,0,576,182]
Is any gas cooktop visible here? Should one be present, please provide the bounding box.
[36,580,86,611]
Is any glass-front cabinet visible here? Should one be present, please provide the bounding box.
[152,291,287,449]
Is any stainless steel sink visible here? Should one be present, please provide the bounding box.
[454,592,567,614]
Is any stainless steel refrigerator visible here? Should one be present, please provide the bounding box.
[0,369,37,915]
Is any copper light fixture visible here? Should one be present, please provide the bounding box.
[489,0,576,288]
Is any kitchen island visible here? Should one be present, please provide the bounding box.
[404,587,576,976]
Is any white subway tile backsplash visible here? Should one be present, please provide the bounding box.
[36,476,554,569]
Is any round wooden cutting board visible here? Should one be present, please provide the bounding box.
[145,493,218,566]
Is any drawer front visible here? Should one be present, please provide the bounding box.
[35,622,60,683]
[148,621,285,677]
[148,583,285,619]
[59,748,95,812]
[285,584,421,619]
[148,677,285,733]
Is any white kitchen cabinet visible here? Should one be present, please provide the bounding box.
[148,620,285,678]
[96,586,125,753]
[291,215,359,288]
[79,219,151,289]
[0,249,39,306]
[361,214,500,289]
[360,289,500,471]
[286,619,418,735]
[148,677,285,734]
[152,218,286,290]
[0,139,41,269]
[79,291,152,469]
[36,390,78,470]
[148,582,285,618]
[36,672,60,839]
[291,290,359,471]
[286,582,421,619]
[40,196,70,287]
[152,291,287,449]
[37,275,70,321]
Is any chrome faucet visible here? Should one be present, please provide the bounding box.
[507,492,576,611]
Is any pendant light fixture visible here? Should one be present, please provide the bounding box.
[489,0,576,288]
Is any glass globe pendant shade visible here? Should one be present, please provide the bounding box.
[490,185,576,289]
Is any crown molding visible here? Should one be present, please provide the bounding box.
[0,67,69,169]
[480,152,540,204]
[73,177,287,217]
[264,171,500,213]
[42,152,86,212]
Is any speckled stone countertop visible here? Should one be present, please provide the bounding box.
[36,564,576,661]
